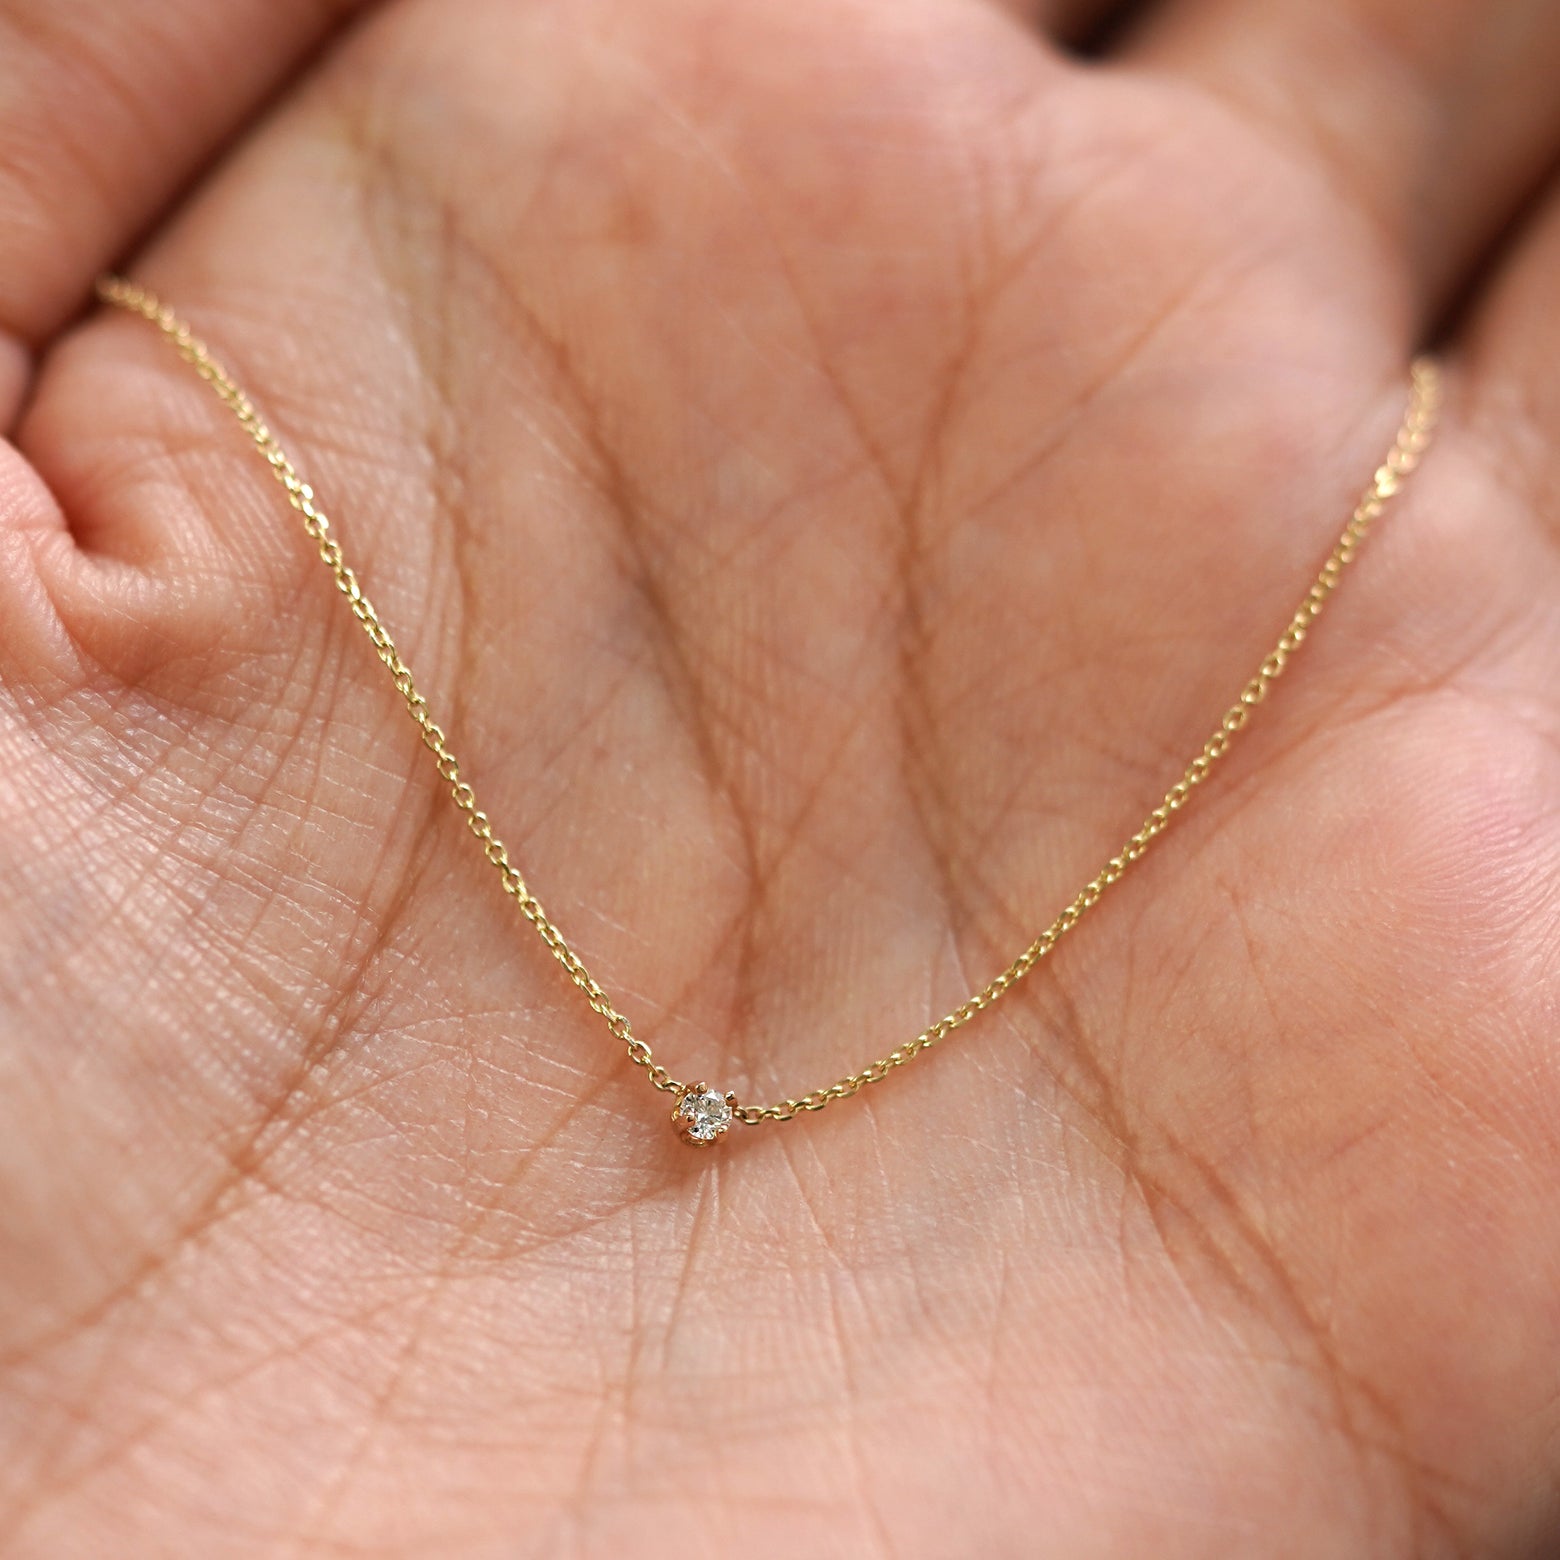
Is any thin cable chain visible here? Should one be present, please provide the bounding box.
[99,277,1441,1129]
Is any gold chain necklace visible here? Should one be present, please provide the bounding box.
[99,277,1442,1146]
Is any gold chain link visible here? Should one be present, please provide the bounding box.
[99,276,1441,1132]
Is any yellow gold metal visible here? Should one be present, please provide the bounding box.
[97,276,1442,1140]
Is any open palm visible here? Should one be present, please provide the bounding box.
[2,0,1558,1553]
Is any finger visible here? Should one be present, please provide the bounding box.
[1123,0,1560,315]
[0,0,375,348]
[1459,177,1560,551]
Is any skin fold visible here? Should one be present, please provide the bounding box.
[1,0,1558,1553]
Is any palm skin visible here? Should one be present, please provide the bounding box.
[1,0,1558,1553]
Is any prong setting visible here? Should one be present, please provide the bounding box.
[673,1083,737,1145]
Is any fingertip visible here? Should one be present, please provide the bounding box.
[9,305,326,693]
[0,450,82,694]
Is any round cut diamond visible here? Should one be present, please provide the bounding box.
[676,1086,734,1143]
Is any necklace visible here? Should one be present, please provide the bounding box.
[98,277,1442,1146]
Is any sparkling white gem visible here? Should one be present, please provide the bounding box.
[675,1086,735,1144]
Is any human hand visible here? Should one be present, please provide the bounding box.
[2,0,1558,1553]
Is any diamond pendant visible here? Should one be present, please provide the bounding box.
[673,1084,737,1146]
